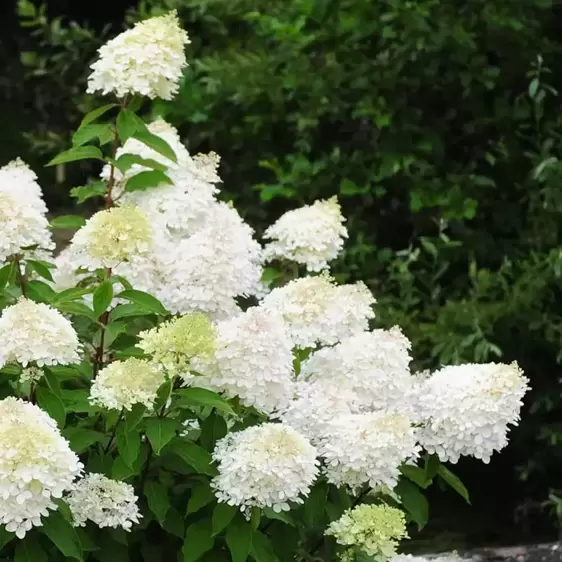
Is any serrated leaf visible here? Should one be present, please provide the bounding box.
[117,289,167,314]
[226,517,253,562]
[186,483,214,514]
[15,540,47,562]
[396,478,429,530]
[117,427,141,467]
[93,280,113,318]
[80,103,117,127]
[125,170,173,192]
[176,388,235,415]
[183,519,214,562]
[40,509,83,561]
[146,418,177,455]
[47,146,104,166]
[50,215,87,229]
[437,465,470,503]
[36,386,66,428]
[27,259,53,282]
[133,130,177,163]
[145,480,170,523]
[64,428,105,453]
[212,502,237,536]
[70,182,107,203]
[73,123,114,147]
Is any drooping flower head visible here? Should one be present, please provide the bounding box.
[66,473,141,531]
[89,358,166,411]
[138,312,216,380]
[87,11,190,100]
[0,298,81,368]
[263,197,348,272]
[416,362,529,463]
[70,205,152,269]
[326,504,407,559]
[318,412,419,491]
[212,423,319,513]
[200,307,295,413]
[260,273,375,348]
[0,398,82,538]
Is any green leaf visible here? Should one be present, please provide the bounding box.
[117,427,141,467]
[212,502,237,536]
[304,482,327,528]
[117,109,141,142]
[145,480,170,523]
[73,123,114,147]
[26,280,56,303]
[54,286,92,304]
[104,321,127,348]
[146,418,178,454]
[70,182,107,203]
[47,146,104,166]
[0,526,15,550]
[43,368,62,396]
[186,483,214,514]
[80,103,117,127]
[27,259,53,282]
[163,506,185,538]
[168,440,216,475]
[15,540,47,562]
[424,455,440,482]
[56,301,96,320]
[0,261,16,290]
[400,465,429,489]
[125,170,173,192]
[36,387,66,428]
[226,517,253,562]
[93,280,113,318]
[110,303,156,320]
[176,388,235,415]
[251,531,279,562]
[154,379,173,412]
[262,508,294,526]
[133,130,177,163]
[437,465,470,503]
[117,289,168,315]
[125,403,146,432]
[50,215,86,229]
[115,154,167,173]
[183,519,214,562]
[64,428,105,453]
[200,413,227,452]
[112,456,136,481]
[41,509,83,561]
[396,478,429,530]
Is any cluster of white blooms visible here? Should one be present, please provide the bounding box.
[319,412,419,491]
[263,197,348,271]
[0,159,54,261]
[212,423,319,513]
[300,328,414,413]
[416,362,529,463]
[89,358,166,411]
[0,298,81,368]
[200,307,295,413]
[66,473,141,530]
[138,313,216,382]
[87,11,190,100]
[0,398,82,538]
[260,274,376,348]
[326,504,407,559]
[70,206,153,270]
[19,366,43,385]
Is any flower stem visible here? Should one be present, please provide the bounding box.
[14,254,27,298]
[104,407,125,454]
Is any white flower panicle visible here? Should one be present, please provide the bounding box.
[87,11,190,100]
[201,307,295,413]
[89,358,166,411]
[319,412,419,491]
[300,328,414,413]
[212,423,319,513]
[138,313,216,381]
[260,273,375,348]
[70,205,152,269]
[326,504,407,559]
[19,367,43,385]
[66,473,141,531]
[0,398,82,538]
[0,298,81,368]
[416,362,529,463]
[263,197,348,271]
[0,159,49,214]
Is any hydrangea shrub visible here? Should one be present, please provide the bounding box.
[0,11,529,562]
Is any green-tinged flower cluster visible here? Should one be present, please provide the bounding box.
[326,504,407,560]
[138,313,216,378]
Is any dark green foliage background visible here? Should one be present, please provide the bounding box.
[5,0,562,548]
